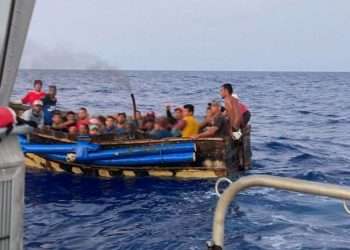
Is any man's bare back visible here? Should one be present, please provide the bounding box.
[224,95,241,131]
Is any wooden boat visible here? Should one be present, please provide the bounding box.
[19,126,251,179]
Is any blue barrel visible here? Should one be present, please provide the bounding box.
[75,142,195,161]
[21,141,100,154]
[20,138,195,161]
[45,152,195,166]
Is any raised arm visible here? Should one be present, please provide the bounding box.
[166,107,177,125]
[21,92,30,104]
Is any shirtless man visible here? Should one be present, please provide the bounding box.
[220,83,241,133]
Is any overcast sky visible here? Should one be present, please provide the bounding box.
[21,0,350,71]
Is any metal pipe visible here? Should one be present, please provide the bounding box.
[210,175,350,249]
[0,0,16,89]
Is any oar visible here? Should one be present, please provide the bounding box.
[131,93,137,121]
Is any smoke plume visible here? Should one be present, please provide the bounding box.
[20,40,112,70]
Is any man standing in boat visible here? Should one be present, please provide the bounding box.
[21,80,46,105]
[42,85,58,125]
[220,83,241,136]
[220,83,242,169]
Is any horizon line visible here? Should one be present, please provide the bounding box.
[18,68,350,74]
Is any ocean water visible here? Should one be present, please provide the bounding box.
[14,70,350,249]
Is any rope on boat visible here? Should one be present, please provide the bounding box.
[343,201,350,214]
[215,177,233,198]
[66,153,77,163]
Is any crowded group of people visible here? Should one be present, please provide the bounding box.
[20,80,251,141]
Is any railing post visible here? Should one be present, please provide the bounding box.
[209,175,350,249]
[0,0,36,249]
[0,135,25,250]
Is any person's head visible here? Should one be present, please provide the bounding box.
[97,116,106,126]
[206,106,213,118]
[106,116,116,128]
[48,85,57,97]
[78,107,88,120]
[154,117,168,130]
[33,80,43,92]
[117,112,127,124]
[183,104,194,117]
[66,111,76,122]
[52,112,63,124]
[78,124,89,135]
[210,100,222,115]
[89,124,99,136]
[68,126,78,135]
[135,110,142,120]
[32,100,43,113]
[172,108,181,120]
[143,120,154,131]
[145,111,155,122]
[220,83,233,98]
[89,117,99,129]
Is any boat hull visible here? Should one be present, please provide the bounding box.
[20,125,251,179]
[24,152,227,179]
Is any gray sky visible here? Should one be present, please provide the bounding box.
[21,0,350,71]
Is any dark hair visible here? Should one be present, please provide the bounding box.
[52,111,62,117]
[222,83,233,94]
[221,107,226,112]
[118,112,127,118]
[184,104,194,114]
[34,80,43,86]
[97,115,106,124]
[80,107,87,112]
[106,115,115,120]
[48,85,56,90]
[66,111,75,116]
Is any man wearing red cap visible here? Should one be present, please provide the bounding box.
[21,80,46,105]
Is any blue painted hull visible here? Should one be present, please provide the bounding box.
[45,152,195,166]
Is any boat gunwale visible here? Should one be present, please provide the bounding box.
[29,129,225,145]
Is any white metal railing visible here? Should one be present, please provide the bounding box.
[207,175,350,250]
[0,0,36,250]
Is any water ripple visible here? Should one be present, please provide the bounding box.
[14,70,350,249]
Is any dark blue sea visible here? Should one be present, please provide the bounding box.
[13,70,350,249]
